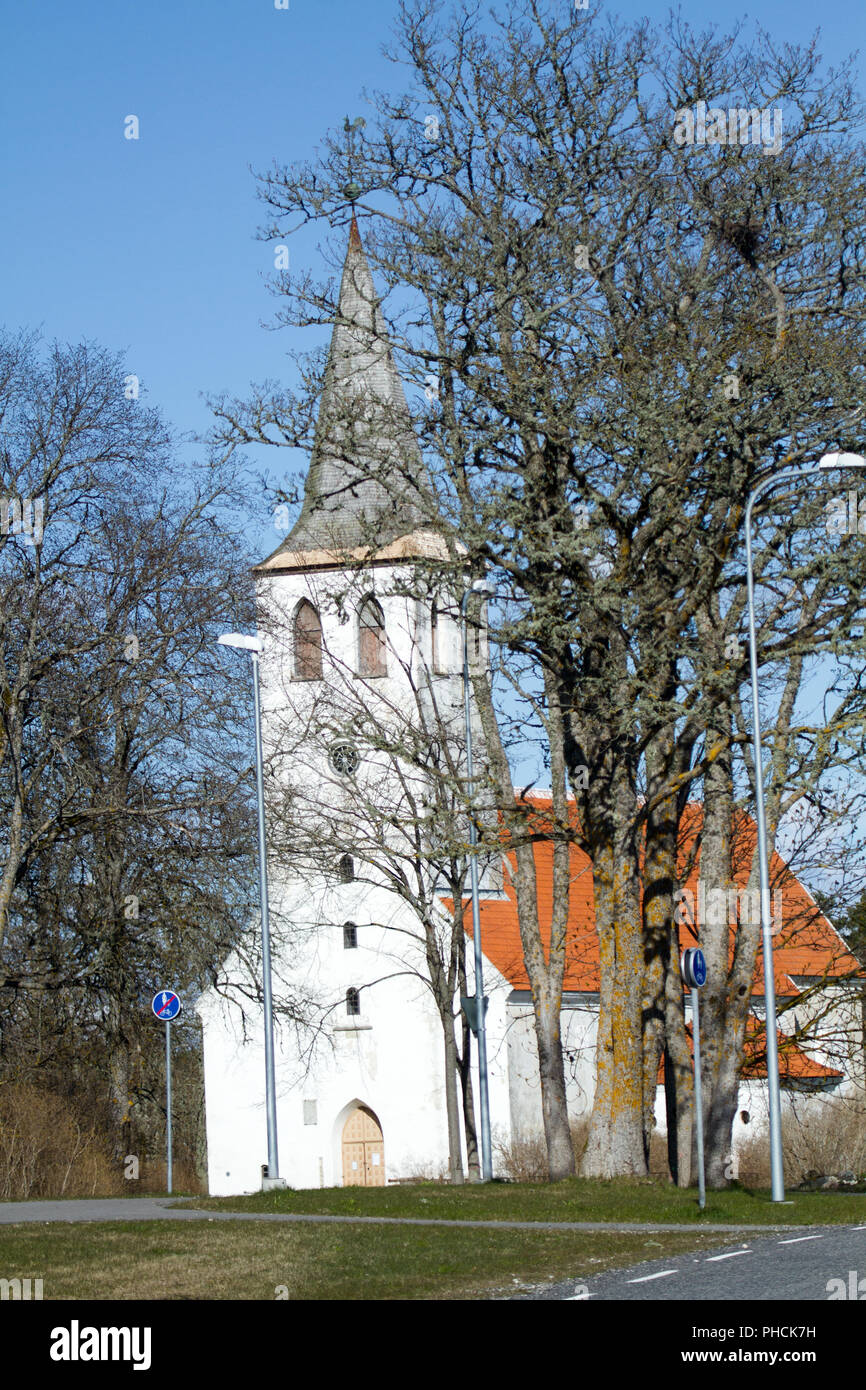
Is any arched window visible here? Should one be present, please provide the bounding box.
[293,600,322,680]
[343,923,358,950]
[338,854,354,884]
[358,598,386,677]
[346,987,361,1016]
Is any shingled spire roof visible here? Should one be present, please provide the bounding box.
[259,214,441,572]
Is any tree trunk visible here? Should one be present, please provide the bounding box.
[458,1026,481,1181]
[642,780,678,1168]
[442,1014,464,1184]
[470,656,575,1180]
[664,939,695,1187]
[108,1035,134,1163]
[697,716,760,1188]
[662,1049,680,1183]
[533,980,574,1180]
[455,916,481,1180]
[581,817,647,1177]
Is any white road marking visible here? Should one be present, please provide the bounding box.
[627,1269,678,1283]
[778,1235,823,1244]
[705,1250,751,1262]
[852,1226,866,1231]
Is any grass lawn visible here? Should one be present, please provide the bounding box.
[182,1176,866,1226]
[0,1219,746,1300]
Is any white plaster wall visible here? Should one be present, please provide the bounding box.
[505,1001,599,1141]
[199,929,450,1192]
[199,910,513,1193]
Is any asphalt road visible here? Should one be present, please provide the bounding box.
[519,1223,866,1300]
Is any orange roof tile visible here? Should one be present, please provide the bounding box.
[446,799,862,999]
[655,1018,843,1082]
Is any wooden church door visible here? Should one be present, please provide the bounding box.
[341,1106,385,1186]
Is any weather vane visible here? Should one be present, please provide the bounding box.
[343,115,366,202]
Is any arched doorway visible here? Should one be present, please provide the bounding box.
[341,1105,385,1186]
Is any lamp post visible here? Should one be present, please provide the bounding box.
[217,632,283,1188]
[744,451,865,1202]
[461,578,495,1181]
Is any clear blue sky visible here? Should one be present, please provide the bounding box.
[2,0,863,550]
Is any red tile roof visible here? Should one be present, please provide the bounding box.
[447,799,861,1000]
[656,1018,844,1082]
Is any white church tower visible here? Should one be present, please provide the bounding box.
[198,217,508,1193]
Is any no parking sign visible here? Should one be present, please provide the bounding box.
[152,988,181,1193]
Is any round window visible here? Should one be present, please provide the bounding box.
[329,742,360,776]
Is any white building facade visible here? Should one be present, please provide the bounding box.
[199,215,512,1193]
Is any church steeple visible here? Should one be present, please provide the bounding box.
[263,216,434,567]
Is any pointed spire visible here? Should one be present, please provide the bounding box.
[273,218,433,559]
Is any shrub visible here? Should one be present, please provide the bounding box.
[0,1083,122,1200]
[493,1116,591,1181]
[733,1094,866,1187]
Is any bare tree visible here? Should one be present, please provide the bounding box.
[0,330,270,1158]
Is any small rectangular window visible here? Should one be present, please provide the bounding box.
[346,987,361,1016]
[303,1100,318,1126]
[343,923,358,949]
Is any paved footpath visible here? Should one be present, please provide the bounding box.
[0,1196,806,1232]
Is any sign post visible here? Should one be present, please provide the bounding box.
[680,949,707,1210]
[152,990,181,1195]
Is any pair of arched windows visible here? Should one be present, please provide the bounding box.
[291,598,387,681]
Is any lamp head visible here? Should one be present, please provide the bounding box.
[471,578,496,598]
[818,452,866,471]
[217,633,263,654]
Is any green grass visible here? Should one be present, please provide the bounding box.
[180,1176,866,1226]
[0,1219,745,1300]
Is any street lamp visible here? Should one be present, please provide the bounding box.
[744,451,866,1202]
[461,578,495,1181]
[217,631,284,1189]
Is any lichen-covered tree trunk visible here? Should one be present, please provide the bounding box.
[581,791,646,1177]
[641,724,680,1167]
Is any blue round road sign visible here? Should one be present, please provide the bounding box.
[152,990,181,1021]
[681,948,707,990]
